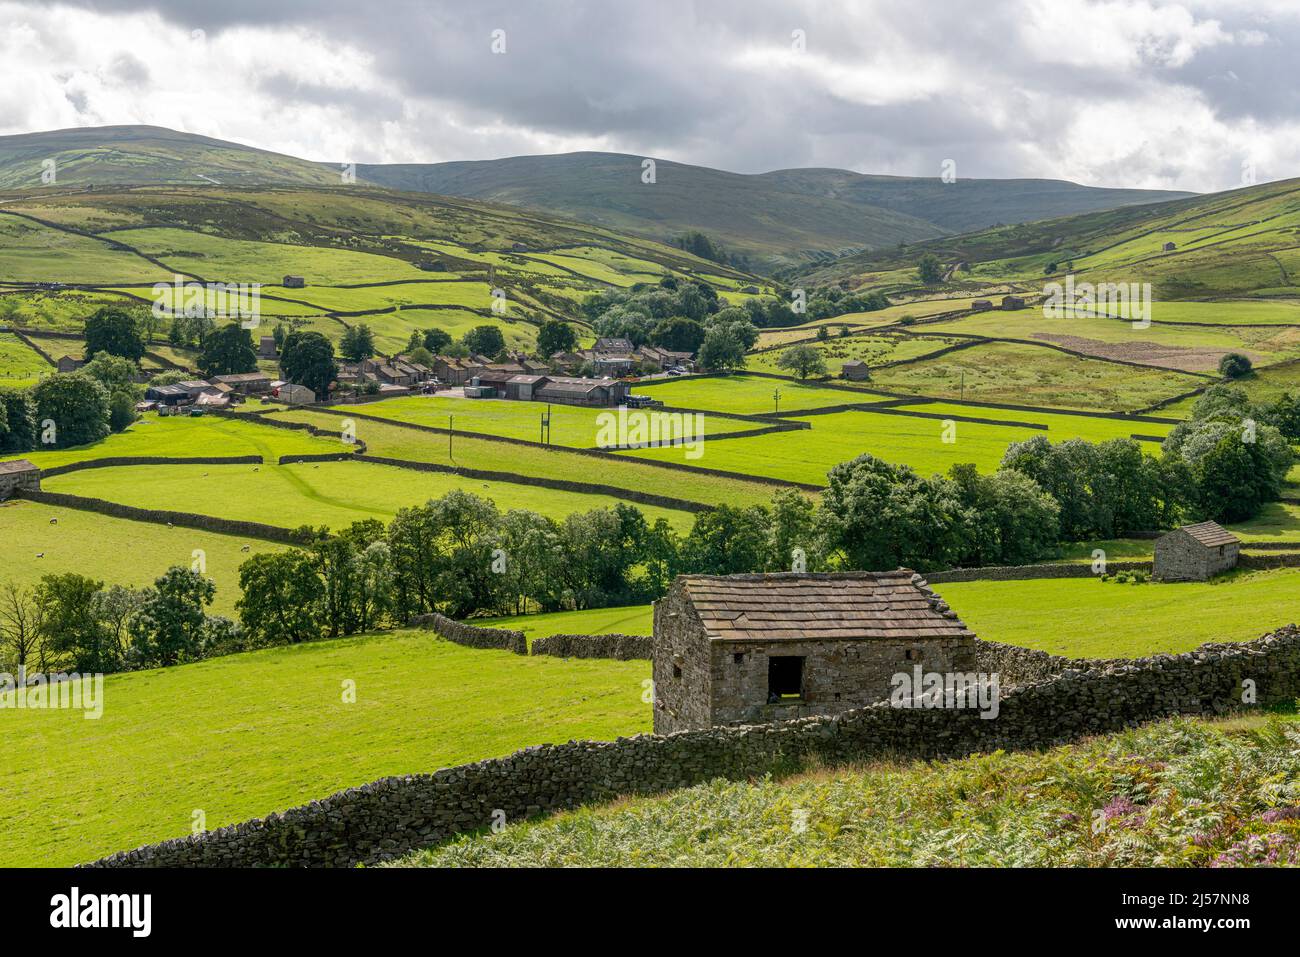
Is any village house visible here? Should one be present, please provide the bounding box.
[652,571,976,734]
[841,359,870,381]
[257,336,278,359]
[211,372,272,395]
[283,275,306,289]
[56,354,85,373]
[593,336,635,354]
[0,459,40,500]
[548,351,587,375]
[1001,295,1027,310]
[637,344,694,371]
[433,356,483,386]
[1153,521,1240,581]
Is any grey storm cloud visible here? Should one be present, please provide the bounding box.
[19,0,1300,189]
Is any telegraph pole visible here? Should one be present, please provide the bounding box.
[773,387,782,414]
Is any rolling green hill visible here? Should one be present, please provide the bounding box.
[0,127,1191,273]
[360,152,1192,271]
[0,180,756,356]
[0,125,340,189]
[803,176,1300,300]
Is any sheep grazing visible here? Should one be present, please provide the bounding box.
[241,545,251,552]
[49,517,57,525]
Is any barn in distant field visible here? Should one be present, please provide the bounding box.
[1154,521,1240,581]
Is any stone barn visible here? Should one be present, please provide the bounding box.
[1153,521,1240,581]
[841,359,870,381]
[0,459,40,501]
[652,571,976,734]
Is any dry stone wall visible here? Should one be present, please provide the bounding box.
[86,624,1300,868]
[531,633,651,660]
[927,561,1152,583]
[410,613,527,655]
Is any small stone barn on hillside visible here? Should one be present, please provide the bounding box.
[1154,521,1240,581]
[841,359,870,381]
[652,571,976,734]
[0,460,40,500]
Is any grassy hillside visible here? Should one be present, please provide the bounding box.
[0,629,650,866]
[0,125,341,189]
[393,713,1300,867]
[360,151,1191,272]
[0,180,755,359]
[0,127,1188,275]
[804,176,1300,300]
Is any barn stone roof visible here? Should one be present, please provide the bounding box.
[676,570,973,643]
[1173,521,1239,548]
[0,459,38,475]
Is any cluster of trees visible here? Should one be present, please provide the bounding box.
[0,350,151,452]
[1160,385,1297,522]
[671,231,751,271]
[0,569,236,675]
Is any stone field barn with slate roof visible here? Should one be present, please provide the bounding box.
[652,571,976,733]
[1153,521,1240,581]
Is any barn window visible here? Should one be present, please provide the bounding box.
[905,649,922,661]
[733,653,744,664]
[768,656,804,701]
[672,664,682,679]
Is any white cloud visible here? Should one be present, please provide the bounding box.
[1,0,1299,191]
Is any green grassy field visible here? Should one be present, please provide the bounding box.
[634,374,867,414]
[0,412,342,469]
[748,332,964,375]
[939,568,1300,657]
[393,713,1300,868]
[0,331,51,389]
[0,498,284,616]
[43,460,699,532]
[870,341,1206,411]
[475,566,1300,660]
[329,394,755,447]
[478,604,654,643]
[0,629,650,866]
[266,407,790,508]
[616,403,1168,482]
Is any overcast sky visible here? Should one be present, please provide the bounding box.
[2,0,1298,191]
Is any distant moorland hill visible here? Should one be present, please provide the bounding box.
[0,126,1192,272]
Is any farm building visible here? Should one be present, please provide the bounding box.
[1001,295,1027,310]
[1163,242,1177,251]
[841,359,870,381]
[277,383,316,405]
[211,372,272,395]
[257,336,278,359]
[535,376,630,408]
[505,374,548,400]
[56,355,85,373]
[971,300,993,311]
[1153,521,1240,581]
[283,275,306,288]
[652,571,976,734]
[0,459,40,500]
[144,383,192,406]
